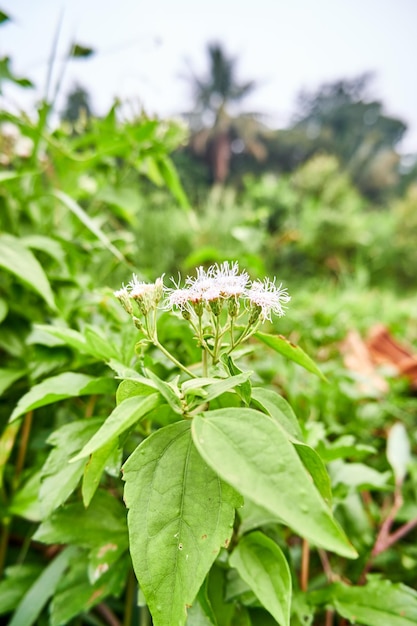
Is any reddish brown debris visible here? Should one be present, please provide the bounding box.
[341,325,417,393]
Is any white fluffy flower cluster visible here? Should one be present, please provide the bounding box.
[114,274,164,316]
[165,261,290,321]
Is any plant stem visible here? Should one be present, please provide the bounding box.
[84,394,97,418]
[318,548,337,583]
[0,518,10,577]
[202,347,208,377]
[385,515,417,548]
[14,411,33,488]
[140,606,151,626]
[358,482,417,583]
[123,569,136,626]
[154,340,197,379]
[96,602,121,626]
[300,538,310,592]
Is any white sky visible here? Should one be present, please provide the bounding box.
[1,0,417,152]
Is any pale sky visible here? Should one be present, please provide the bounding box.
[1,0,417,152]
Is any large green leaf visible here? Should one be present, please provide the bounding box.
[9,546,76,626]
[330,578,417,626]
[255,332,326,380]
[71,393,161,461]
[0,233,56,310]
[123,420,241,626]
[230,531,291,626]
[9,373,115,421]
[192,409,356,558]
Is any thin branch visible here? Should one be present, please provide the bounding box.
[383,515,417,551]
[95,603,122,626]
[359,482,417,583]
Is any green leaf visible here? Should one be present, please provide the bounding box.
[84,325,118,360]
[39,420,103,517]
[88,540,128,584]
[330,460,391,492]
[156,155,190,210]
[0,170,35,183]
[387,422,411,485]
[294,442,333,505]
[222,355,252,405]
[0,11,11,25]
[82,439,118,506]
[230,532,291,626]
[0,297,8,323]
[0,368,26,396]
[319,435,376,462]
[192,409,357,558]
[69,42,95,58]
[34,490,127,547]
[9,471,42,521]
[0,56,33,93]
[251,387,302,441]
[330,578,417,626]
[0,233,56,310]
[186,582,218,626]
[50,552,128,626]
[9,372,115,421]
[0,421,21,488]
[116,378,156,404]
[52,189,126,262]
[255,332,327,380]
[33,324,89,354]
[145,369,183,413]
[123,420,241,626]
[21,235,66,267]
[202,372,252,403]
[0,565,43,615]
[9,546,76,626]
[71,393,161,461]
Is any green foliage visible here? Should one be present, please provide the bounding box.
[1,57,417,626]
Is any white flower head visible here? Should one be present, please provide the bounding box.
[166,286,193,311]
[121,273,165,315]
[211,261,249,298]
[246,278,291,321]
[114,285,133,315]
[185,266,216,299]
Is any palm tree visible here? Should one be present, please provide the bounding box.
[185,42,266,183]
